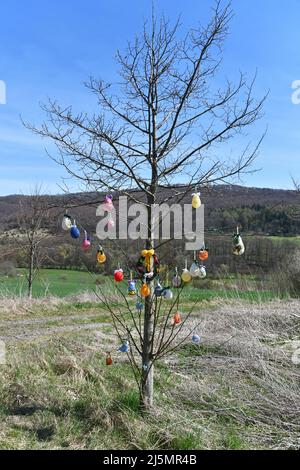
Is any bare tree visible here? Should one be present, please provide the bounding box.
[14,187,51,298]
[25,1,266,408]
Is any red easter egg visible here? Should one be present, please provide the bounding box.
[106,355,113,366]
[114,270,124,282]
[173,312,182,325]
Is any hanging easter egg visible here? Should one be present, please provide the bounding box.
[233,234,245,256]
[128,280,137,296]
[192,334,201,345]
[97,248,107,264]
[172,274,182,288]
[141,283,151,297]
[163,288,173,300]
[103,194,114,212]
[136,301,144,312]
[198,249,209,262]
[192,192,201,209]
[82,233,91,251]
[118,341,129,354]
[106,353,113,366]
[172,312,182,325]
[62,214,72,231]
[154,282,164,297]
[70,223,80,239]
[114,269,124,282]
[189,262,201,278]
[199,266,207,279]
[181,269,192,283]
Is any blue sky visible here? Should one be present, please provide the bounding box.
[0,0,299,195]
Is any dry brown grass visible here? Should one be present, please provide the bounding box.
[163,300,300,449]
[0,297,299,449]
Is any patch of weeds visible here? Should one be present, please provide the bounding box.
[35,425,55,442]
[221,427,246,450]
[117,390,140,413]
[178,343,222,358]
[169,431,202,450]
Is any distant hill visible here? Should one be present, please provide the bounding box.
[0,184,299,234]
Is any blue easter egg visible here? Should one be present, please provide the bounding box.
[70,225,80,239]
[192,334,201,345]
[118,341,130,353]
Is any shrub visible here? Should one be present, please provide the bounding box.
[270,248,300,297]
[0,260,17,277]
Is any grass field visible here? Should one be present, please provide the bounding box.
[0,267,298,449]
[0,269,97,298]
[0,268,277,303]
[267,235,300,245]
[0,296,299,450]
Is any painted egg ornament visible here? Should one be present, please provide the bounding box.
[192,334,201,345]
[136,301,144,312]
[97,247,106,264]
[103,194,114,212]
[62,214,72,231]
[154,282,164,297]
[118,341,130,354]
[114,269,124,282]
[172,274,182,288]
[233,234,245,256]
[172,312,182,325]
[189,262,201,278]
[198,249,209,262]
[70,223,80,239]
[163,288,173,300]
[128,280,137,296]
[181,269,192,283]
[141,283,151,297]
[106,353,113,366]
[199,266,207,278]
[192,192,201,209]
[82,233,91,251]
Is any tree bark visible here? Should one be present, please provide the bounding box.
[140,233,155,409]
[140,291,154,409]
[28,244,34,299]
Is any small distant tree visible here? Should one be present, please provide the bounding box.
[26,2,266,408]
[15,187,51,298]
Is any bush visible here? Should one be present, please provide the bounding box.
[0,260,17,277]
[270,248,300,297]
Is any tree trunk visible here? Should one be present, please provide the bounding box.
[140,292,154,409]
[28,245,34,299]
[140,59,158,409]
[140,237,155,409]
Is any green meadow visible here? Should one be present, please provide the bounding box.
[0,268,276,302]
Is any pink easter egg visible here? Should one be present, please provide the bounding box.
[82,239,91,251]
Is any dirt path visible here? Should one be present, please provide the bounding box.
[0,312,112,344]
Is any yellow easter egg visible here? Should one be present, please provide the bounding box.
[192,193,201,209]
[97,252,107,264]
[181,269,192,283]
